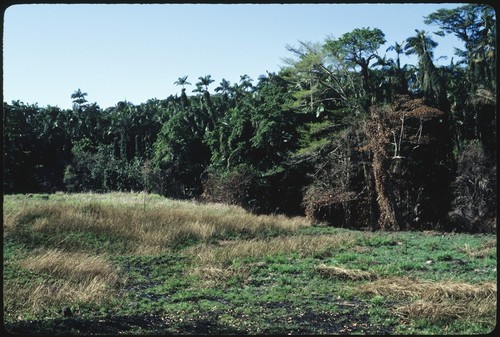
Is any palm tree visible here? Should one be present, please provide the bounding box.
[239,74,253,91]
[71,88,87,117]
[383,41,409,95]
[386,41,405,70]
[174,76,191,108]
[215,78,234,109]
[215,78,232,95]
[174,76,191,90]
[404,30,438,58]
[404,30,447,109]
[71,88,88,107]
[197,75,215,91]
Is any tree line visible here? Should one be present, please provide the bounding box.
[4,4,496,233]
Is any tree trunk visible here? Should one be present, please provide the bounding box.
[366,106,402,231]
[372,148,401,231]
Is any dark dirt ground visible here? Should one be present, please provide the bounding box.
[4,299,394,335]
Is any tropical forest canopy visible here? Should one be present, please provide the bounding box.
[4,4,496,233]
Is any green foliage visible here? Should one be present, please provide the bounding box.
[3,5,496,233]
[325,27,386,97]
[152,96,211,198]
[325,27,386,67]
[425,4,496,154]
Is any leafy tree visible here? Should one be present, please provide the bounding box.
[105,101,137,161]
[425,4,496,154]
[283,41,328,114]
[324,27,386,100]
[3,101,40,192]
[250,72,300,173]
[131,99,166,159]
[152,95,210,198]
[424,4,496,92]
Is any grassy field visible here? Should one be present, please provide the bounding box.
[3,192,497,334]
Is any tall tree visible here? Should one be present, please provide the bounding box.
[71,88,88,110]
[174,75,191,90]
[324,27,386,99]
[424,4,496,92]
[384,41,409,95]
[215,78,232,97]
[425,4,496,153]
[404,30,449,111]
[197,75,215,91]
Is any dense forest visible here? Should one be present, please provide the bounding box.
[4,4,496,233]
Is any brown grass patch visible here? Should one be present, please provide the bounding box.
[4,200,311,255]
[3,278,116,319]
[19,249,122,285]
[5,249,122,319]
[359,277,496,301]
[315,264,376,281]
[187,234,357,267]
[356,277,497,322]
[394,298,495,322]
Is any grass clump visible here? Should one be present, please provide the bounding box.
[4,249,122,320]
[315,264,376,281]
[356,277,496,325]
[19,249,122,285]
[4,277,116,320]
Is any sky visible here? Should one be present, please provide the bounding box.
[3,3,465,110]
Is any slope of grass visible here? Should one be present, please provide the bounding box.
[3,192,497,335]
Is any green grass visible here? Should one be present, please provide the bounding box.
[3,192,497,335]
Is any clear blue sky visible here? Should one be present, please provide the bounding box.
[3,3,464,109]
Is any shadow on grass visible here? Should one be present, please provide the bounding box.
[5,298,394,335]
[4,313,243,335]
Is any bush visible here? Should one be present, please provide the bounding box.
[448,141,496,233]
[64,142,145,193]
[201,165,261,210]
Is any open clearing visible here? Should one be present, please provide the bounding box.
[3,192,496,334]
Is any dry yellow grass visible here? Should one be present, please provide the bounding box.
[359,277,497,300]
[315,264,376,281]
[5,249,122,318]
[4,198,311,255]
[187,233,357,267]
[4,278,116,319]
[19,249,122,285]
[356,276,497,322]
[394,298,496,322]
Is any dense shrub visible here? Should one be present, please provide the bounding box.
[448,141,497,233]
